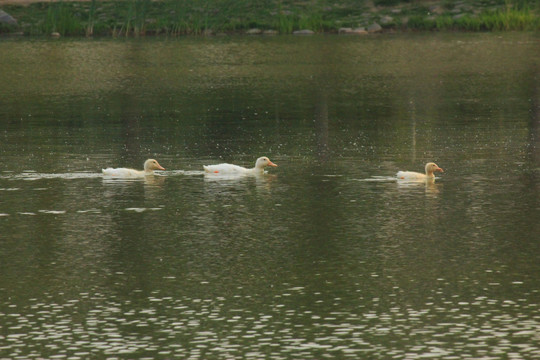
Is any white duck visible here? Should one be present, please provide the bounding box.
[203,156,278,175]
[102,159,165,178]
[397,162,444,181]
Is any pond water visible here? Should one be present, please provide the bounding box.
[1,33,539,359]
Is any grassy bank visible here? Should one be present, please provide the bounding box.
[1,0,539,36]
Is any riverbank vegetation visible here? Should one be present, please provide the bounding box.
[1,0,539,36]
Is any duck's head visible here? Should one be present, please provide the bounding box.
[144,159,165,171]
[255,156,278,169]
[425,162,443,176]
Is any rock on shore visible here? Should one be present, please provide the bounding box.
[0,9,17,26]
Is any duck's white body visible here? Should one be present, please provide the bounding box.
[102,159,165,178]
[102,168,148,178]
[396,171,432,181]
[397,162,443,181]
[203,163,254,175]
[204,156,277,175]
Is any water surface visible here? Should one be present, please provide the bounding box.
[1,33,539,359]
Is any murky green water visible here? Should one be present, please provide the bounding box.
[1,33,539,359]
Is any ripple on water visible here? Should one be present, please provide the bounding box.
[1,291,539,359]
[2,172,104,181]
[125,207,163,213]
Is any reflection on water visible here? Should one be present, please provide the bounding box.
[396,178,441,197]
[102,174,167,187]
[0,33,539,359]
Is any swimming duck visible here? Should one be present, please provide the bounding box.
[396,162,443,181]
[102,159,165,178]
[203,156,277,175]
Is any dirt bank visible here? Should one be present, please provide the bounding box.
[0,0,90,5]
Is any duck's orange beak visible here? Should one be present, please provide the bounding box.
[436,167,444,172]
[156,163,165,171]
[268,160,278,167]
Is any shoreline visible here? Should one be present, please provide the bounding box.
[0,0,90,4]
[1,0,539,37]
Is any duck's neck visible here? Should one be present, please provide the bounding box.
[143,166,155,174]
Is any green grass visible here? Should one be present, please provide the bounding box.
[0,0,538,36]
[432,6,540,31]
[275,13,295,34]
[41,2,84,35]
[0,21,18,34]
[407,15,436,31]
[479,7,539,31]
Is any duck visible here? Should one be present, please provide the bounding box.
[203,156,277,175]
[396,162,443,181]
[102,159,165,178]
